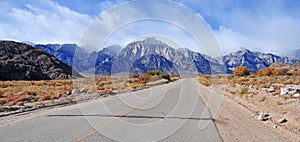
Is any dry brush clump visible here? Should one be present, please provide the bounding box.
[93,71,173,93]
[233,66,250,76]
[254,67,290,76]
[0,82,10,88]
[198,76,212,86]
[130,70,173,88]
[240,86,249,94]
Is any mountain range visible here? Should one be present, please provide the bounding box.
[34,37,298,76]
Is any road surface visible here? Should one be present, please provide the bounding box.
[0,78,222,142]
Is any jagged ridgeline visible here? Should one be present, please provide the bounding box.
[0,41,83,80]
[35,37,298,76]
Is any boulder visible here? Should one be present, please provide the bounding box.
[280,87,300,96]
[79,88,88,94]
[278,118,287,123]
[293,93,300,98]
[258,112,269,121]
[280,88,290,96]
[66,91,72,96]
[268,86,275,92]
[71,89,80,95]
[258,112,266,121]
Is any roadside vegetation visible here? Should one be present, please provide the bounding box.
[198,65,300,87]
[0,70,178,114]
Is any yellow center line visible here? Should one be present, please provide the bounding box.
[75,86,178,142]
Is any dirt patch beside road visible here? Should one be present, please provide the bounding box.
[198,84,299,142]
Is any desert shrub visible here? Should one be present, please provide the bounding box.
[138,75,151,84]
[161,72,171,81]
[38,95,51,102]
[16,101,24,106]
[198,76,212,86]
[0,82,9,88]
[292,70,300,76]
[255,68,292,76]
[171,76,180,81]
[234,66,250,76]
[34,81,46,86]
[240,86,249,94]
[281,69,289,75]
[151,74,163,81]
[255,67,274,76]
[236,77,249,83]
[147,70,162,76]
[271,69,282,76]
[103,89,113,94]
[14,94,32,102]
[50,94,61,100]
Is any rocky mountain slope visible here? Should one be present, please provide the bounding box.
[131,54,179,75]
[34,38,297,76]
[109,37,225,75]
[35,43,90,71]
[223,49,293,73]
[0,41,82,80]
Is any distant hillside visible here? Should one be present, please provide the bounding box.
[269,62,300,70]
[0,41,83,80]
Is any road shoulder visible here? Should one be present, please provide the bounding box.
[198,84,292,142]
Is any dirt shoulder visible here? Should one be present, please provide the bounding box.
[198,84,299,142]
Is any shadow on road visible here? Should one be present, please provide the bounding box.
[46,114,214,121]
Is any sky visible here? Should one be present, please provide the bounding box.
[0,0,299,55]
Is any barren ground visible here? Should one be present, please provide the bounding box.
[198,75,300,142]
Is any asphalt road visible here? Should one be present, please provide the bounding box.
[0,78,222,142]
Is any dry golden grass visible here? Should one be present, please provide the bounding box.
[0,72,176,108]
[0,79,76,106]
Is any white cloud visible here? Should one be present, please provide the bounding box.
[103,20,200,50]
[215,16,300,55]
[0,1,93,44]
[2,0,299,56]
[215,26,249,54]
[176,0,300,55]
[79,0,222,57]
